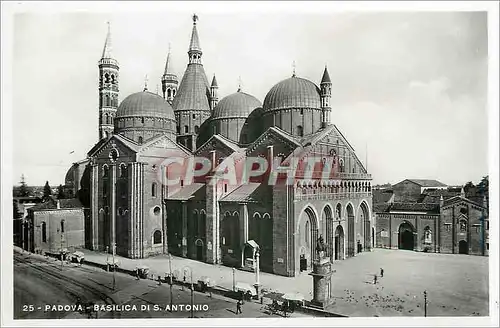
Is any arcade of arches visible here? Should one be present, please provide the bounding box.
[297,201,373,272]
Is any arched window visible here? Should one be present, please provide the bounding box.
[138,136,143,144]
[106,95,110,107]
[110,115,114,125]
[104,73,110,83]
[305,220,310,244]
[152,182,157,197]
[111,74,115,84]
[120,164,127,178]
[153,230,162,244]
[105,131,109,138]
[41,222,47,242]
[173,90,176,97]
[176,126,181,134]
[153,206,161,216]
[103,165,109,177]
[296,125,303,137]
[184,125,189,133]
[105,113,109,124]
[195,125,199,133]
[167,89,172,98]
[339,159,345,173]
[60,220,65,233]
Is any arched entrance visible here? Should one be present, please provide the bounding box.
[298,206,318,271]
[195,239,204,261]
[459,240,468,254]
[334,225,345,260]
[398,222,415,250]
[322,205,334,260]
[359,201,371,252]
[346,204,355,257]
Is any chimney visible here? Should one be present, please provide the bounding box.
[439,195,444,208]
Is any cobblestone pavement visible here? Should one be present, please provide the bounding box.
[79,248,489,317]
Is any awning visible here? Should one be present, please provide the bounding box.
[282,292,305,301]
[245,240,259,249]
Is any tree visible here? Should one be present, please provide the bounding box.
[13,174,33,197]
[13,200,22,219]
[43,181,52,199]
[57,184,66,199]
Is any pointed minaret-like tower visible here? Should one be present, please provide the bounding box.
[320,65,332,128]
[172,14,211,151]
[98,22,119,140]
[210,74,218,110]
[161,44,178,104]
[188,14,202,64]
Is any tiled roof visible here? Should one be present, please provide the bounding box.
[374,203,391,213]
[404,179,447,187]
[390,202,440,213]
[219,183,262,203]
[373,189,394,204]
[168,183,205,201]
[443,196,486,209]
[29,198,84,211]
[419,189,461,204]
[172,63,210,112]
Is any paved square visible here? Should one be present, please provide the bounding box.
[79,248,489,317]
[328,249,489,317]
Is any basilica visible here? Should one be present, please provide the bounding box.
[66,15,373,277]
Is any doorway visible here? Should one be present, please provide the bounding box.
[459,240,468,254]
[195,239,204,261]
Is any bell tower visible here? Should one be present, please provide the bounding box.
[161,44,178,104]
[98,22,119,140]
[320,65,332,128]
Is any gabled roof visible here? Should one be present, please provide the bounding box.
[403,179,447,187]
[246,126,301,157]
[29,197,84,212]
[373,189,394,204]
[195,134,242,155]
[442,196,486,209]
[219,183,262,203]
[375,202,440,214]
[167,183,205,201]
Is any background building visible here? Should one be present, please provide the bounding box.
[374,178,489,256]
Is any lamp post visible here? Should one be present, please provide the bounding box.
[112,243,116,291]
[106,246,109,272]
[183,266,194,318]
[60,231,64,270]
[423,290,428,317]
[254,251,260,299]
[168,254,173,311]
[232,267,236,292]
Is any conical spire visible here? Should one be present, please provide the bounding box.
[101,22,113,59]
[211,74,218,88]
[189,14,202,52]
[321,65,331,84]
[164,44,174,76]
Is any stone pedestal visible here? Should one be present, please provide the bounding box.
[308,256,334,309]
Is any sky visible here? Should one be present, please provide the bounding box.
[9,4,491,187]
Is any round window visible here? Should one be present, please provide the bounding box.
[153,206,161,216]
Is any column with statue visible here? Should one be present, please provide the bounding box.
[308,235,334,309]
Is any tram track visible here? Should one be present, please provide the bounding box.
[14,253,121,319]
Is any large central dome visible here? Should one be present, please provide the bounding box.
[263,76,321,112]
[114,90,176,144]
[117,91,175,119]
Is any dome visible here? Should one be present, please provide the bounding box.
[212,91,262,119]
[117,91,175,120]
[263,76,321,112]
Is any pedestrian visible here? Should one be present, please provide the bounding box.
[236,299,242,314]
[380,268,384,277]
[158,275,162,285]
[373,274,378,284]
[136,268,140,280]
